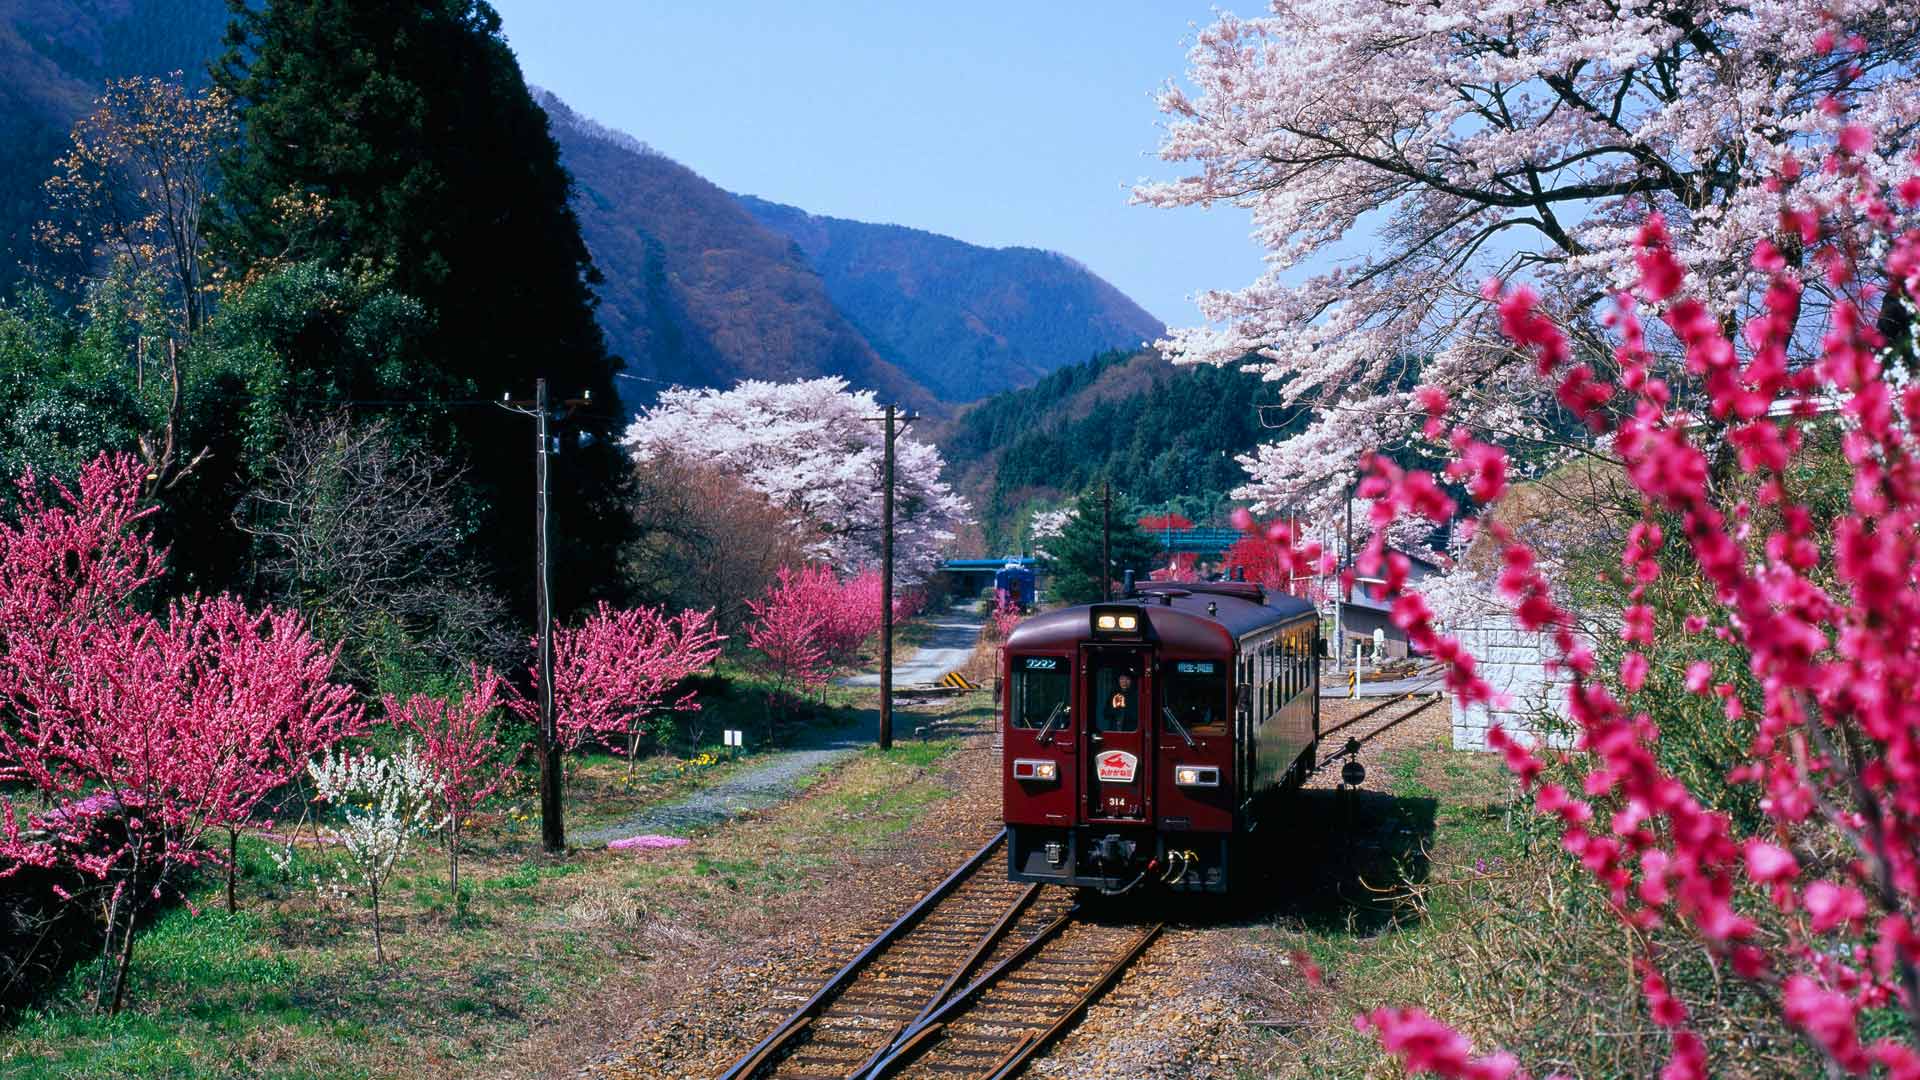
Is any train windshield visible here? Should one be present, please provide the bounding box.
[1009,655,1070,728]
[1163,660,1228,735]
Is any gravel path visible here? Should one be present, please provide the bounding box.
[838,612,985,688]
[573,723,873,846]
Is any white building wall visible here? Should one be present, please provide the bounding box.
[1449,619,1573,751]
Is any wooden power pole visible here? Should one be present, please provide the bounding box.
[1101,480,1112,602]
[500,378,593,854]
[880,404,897,751]
[868,403,917,752]
[533,378,563,853]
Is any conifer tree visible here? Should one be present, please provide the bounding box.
[1042,486,1161,605]
[209,0,628,611]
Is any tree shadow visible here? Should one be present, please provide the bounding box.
[1123,786,1439,936]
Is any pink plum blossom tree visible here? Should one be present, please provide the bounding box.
[1139,2,1920,518]
[0,455,362,1012]
[745,566,832,733]
[530,602,725,766]
[1352,112,1920,1078]
[388,665,515,898]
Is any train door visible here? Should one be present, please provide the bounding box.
[1082,648,1151,822]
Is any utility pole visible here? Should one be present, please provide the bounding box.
[1101,480,1113,602]
[500,379,594,854]
[880,404,897,751]
[868,404,917,752]
[533,379,562,852]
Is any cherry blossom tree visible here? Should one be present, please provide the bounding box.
[1353,113,1920,1078]
[745,567,832,733]
[622,378,971,582]
[387,665,514,898]
[530,602,725,766]
[0,454,362,1012]
[1139,2,1920,518]
[819,567,884,669]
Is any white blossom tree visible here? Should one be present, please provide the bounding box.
[308,746,438,963]
[1137,2,1920,516]
[622,378,970,582]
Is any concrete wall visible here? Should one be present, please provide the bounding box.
[1449,619,1573,751]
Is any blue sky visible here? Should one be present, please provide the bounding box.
[486,1,1266,328]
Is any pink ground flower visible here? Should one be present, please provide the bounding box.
[607,834,690,851]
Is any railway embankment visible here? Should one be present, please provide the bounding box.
[590,692,1534,1080]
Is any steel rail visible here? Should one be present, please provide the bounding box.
[715,829,1008,1080]
[982,922,1165,1080]
[1318,676,1445,740]
[843,882,1042,1079]
[857,907,1078,1079]
[1349,695,1439,749]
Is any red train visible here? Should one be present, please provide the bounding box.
[1000,581,1319,893]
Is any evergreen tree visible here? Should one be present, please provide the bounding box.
[208,0,628,614]
[1043,486,1161,605]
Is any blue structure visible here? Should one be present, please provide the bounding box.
[993,562,1037,610]
[1158,527,1241,555]
[941,557,1039,604]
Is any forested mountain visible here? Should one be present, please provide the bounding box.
[1,2,1161,414]
[0,0,228,292]
[537,93,938,411]
[935,349,1304,550]
[738,196,1163,403]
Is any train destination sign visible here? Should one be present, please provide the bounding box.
[1096,750,1139,783]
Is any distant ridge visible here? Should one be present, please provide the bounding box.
[738,195,1164,403]
[536,89,936,411]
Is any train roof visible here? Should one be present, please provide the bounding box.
[1005,586,1315,654]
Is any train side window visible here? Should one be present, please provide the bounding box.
[1009,656,1069,729]
[1282,630,1297,699]
[1282,633,1294,698]
[1162,660,1228,735]
[1263,642,1275,716]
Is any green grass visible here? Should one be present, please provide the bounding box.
[0,691,977,1080]
[2,910,337,1080]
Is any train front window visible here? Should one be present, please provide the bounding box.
[1090,653,1141,733]
[1010,656,1069,729]
[1164,660,1228,735]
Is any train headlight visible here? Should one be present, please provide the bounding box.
[1090,606,1146,638]
[1013,758,1060,782]
[1174,765,1220,787]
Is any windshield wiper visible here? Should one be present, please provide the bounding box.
[1035,702,1067,744]
[1161,707,1197,748]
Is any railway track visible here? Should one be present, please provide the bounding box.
[717,830,1161,1080]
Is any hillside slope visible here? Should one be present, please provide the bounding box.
[934,349,1302,550]
[0,0,229,290]
[537,92,937,411]
[740,195,1163,403]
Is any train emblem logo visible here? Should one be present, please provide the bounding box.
[1095,750,1138,783]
